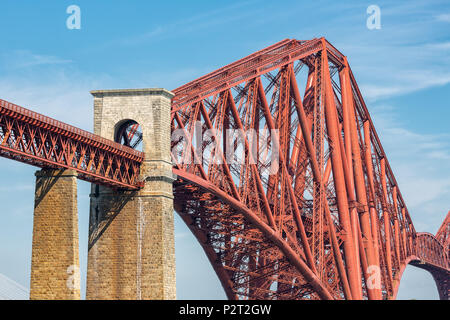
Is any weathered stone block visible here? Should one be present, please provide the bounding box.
[86,88,176,300]
[30,169,80,300]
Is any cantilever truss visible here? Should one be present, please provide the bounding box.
[0,38,447,300]
[0,99,144,189]
[171,38,449,300]
[436,211,450,253]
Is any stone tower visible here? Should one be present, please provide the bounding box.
[86,89,176,300]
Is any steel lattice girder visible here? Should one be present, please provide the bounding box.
[171,38,450,300]
[0,99,144,189]
[436,211,450,255]
[0,37,448,300]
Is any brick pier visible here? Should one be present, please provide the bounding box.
[30,169,80,300]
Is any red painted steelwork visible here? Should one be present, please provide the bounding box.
[0,99,144,189]
[436,211,450,255]
[171,38,449,300]
[0,38,448,300]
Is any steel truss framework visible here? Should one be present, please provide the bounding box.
[0,99,144,189]
[171,38,449,300]
[0,38,448,300]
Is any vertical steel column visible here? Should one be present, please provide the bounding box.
[340,58,381,299]
[321,43,361,299]
[401,208,408,256]
[380,158,394,284]
[363,121,381,266]
[392,186,402,267]
[289,63,353,299]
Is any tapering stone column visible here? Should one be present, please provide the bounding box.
[30,169,80,300]
[86,89,176,300]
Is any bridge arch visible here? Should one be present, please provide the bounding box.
[394,262,442,299]
[169,38,450,300]
[1,39,448,300]
[386,232,449,299]
[173,169,334,300]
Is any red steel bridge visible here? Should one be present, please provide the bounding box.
[0,38,448,300]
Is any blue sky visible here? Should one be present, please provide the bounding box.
[0,0,449,300]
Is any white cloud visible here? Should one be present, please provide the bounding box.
[347,41,450,101]
[426,41,450,50]
[0,184,33,192]
[359,69,450,101]
[95,0,260,50]
[2,50,72,69]
[295,2,450,102]
[436,13,450,22]
[0,77,93,131]
[0,65,118,131]
[370,104,450,232]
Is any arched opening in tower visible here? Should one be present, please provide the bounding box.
[114,119,143,152]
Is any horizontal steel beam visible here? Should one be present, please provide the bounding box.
[0,99,144,189]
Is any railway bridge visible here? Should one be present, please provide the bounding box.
[0,38,448,300]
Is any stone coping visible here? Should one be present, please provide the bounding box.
[90,88,174,99]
